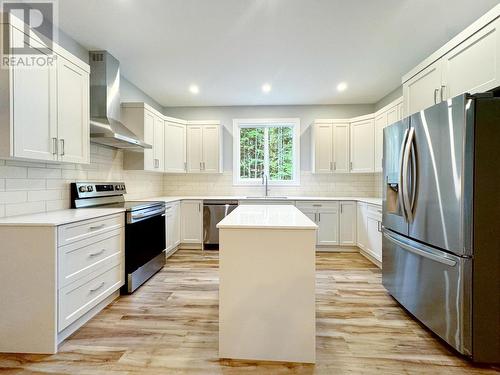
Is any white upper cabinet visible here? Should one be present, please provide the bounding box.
[201,125,220,173]
[441,18,500,100]
[186,121,222,174]
[153,115,165,171]
[56,57,90,164]
[350,117,374,173]
[312,123,333,174]
[403,7,500,116]
[373,97,403,173]
[186,125,203,173]
[0,22,90,164]
[121,103,165,172]
[403,61,443,116]
[164,118,186,173]
[332,123,350,173]
[312,122,350,174]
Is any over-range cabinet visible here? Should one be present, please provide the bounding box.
[382,93,499,364]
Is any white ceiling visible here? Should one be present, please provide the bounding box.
[58,0,499,107]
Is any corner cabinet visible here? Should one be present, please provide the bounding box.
[350,116,374,173]
[186,121,222,173]
[403,12,500,116]
[0,20,90,164]
[164,118,187,173]
[374,97,403,172]
[121,103,165,172]
[311,121,350,174]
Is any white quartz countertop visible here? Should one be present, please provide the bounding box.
[217,205,318,230]
[141,195,382,206]
[0,208,125,227]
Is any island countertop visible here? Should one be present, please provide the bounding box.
[217,204,318,230]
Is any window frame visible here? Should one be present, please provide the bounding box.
[233,118,300,186]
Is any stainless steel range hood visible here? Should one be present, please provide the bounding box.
[89,51,152,149]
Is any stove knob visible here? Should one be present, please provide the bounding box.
[79,186,88,192]
[87,185,94,192]
[121,185,126,190]
[115,185,120,190]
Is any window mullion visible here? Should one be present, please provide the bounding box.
[264,127,269,178]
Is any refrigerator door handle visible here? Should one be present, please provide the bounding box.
[402,127,415,222]
[409,134,418,215]
[398,128,409,221]
[383,231,457,267]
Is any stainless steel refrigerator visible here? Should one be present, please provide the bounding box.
[382,93,499,364]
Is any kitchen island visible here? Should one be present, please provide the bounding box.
[217,205,317,363]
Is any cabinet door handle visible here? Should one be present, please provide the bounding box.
[350,161,353,171]
[330,161,333,171]
[434,88,439,104]
[89,224,105,231]
[184,162,187,171]
[318,213,321,222]
[377,221,382,232]
[333,161,336,171]
[200,162,202,170]
[89,282,105,293]
[60,139,65,156]
[440,85,446,102]
[340,204,343,214]
[52,138,58,155]
[89,249,105,257]
[314,213,317,222]
[198,203,201,212]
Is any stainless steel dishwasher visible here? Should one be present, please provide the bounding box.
[203,200,238,249]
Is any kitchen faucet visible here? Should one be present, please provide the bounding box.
[262,174,269,197]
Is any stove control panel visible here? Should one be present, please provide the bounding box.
[72,182,127,199]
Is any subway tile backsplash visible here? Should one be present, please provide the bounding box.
[163,171,381,198]
[0,144,382,219]
[0,144,164,218]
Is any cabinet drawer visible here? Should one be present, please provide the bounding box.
[58,213,124,247]
[296,201,339,210]
[58,263,123,331]
[58,228,124,288]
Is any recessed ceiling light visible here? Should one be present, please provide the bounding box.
[262,83,272,93]
[337,82,348,92]
[189,84,199,94]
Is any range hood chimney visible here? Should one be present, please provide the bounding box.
[89,51,152,149]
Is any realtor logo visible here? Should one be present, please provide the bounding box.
[1,0,57,68]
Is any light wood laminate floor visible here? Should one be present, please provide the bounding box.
[0,249,498,374]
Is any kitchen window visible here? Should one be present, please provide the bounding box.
[233,118,300,185]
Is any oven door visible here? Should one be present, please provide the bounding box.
[124,210,166,291]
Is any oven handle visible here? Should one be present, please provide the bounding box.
[127,207,166,224]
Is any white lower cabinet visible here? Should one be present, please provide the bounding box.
[296,201,359,249]
[339,201,356,246]
[357,202,383,263]
[317,206,339,246]
[181,200,203,245]
[165,201,181,255]
[0,212,125,354]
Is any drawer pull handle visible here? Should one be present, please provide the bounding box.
[312,204,322,207]
[89,282,105,293]
[89,224,105,231]
[89,249,105,257]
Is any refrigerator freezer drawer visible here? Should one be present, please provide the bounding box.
[382,230,472,355]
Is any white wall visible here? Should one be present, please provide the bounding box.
[164,104,374,171]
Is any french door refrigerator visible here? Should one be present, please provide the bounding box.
[382,93,499,364]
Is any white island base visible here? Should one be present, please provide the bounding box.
[217,205,317,363]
